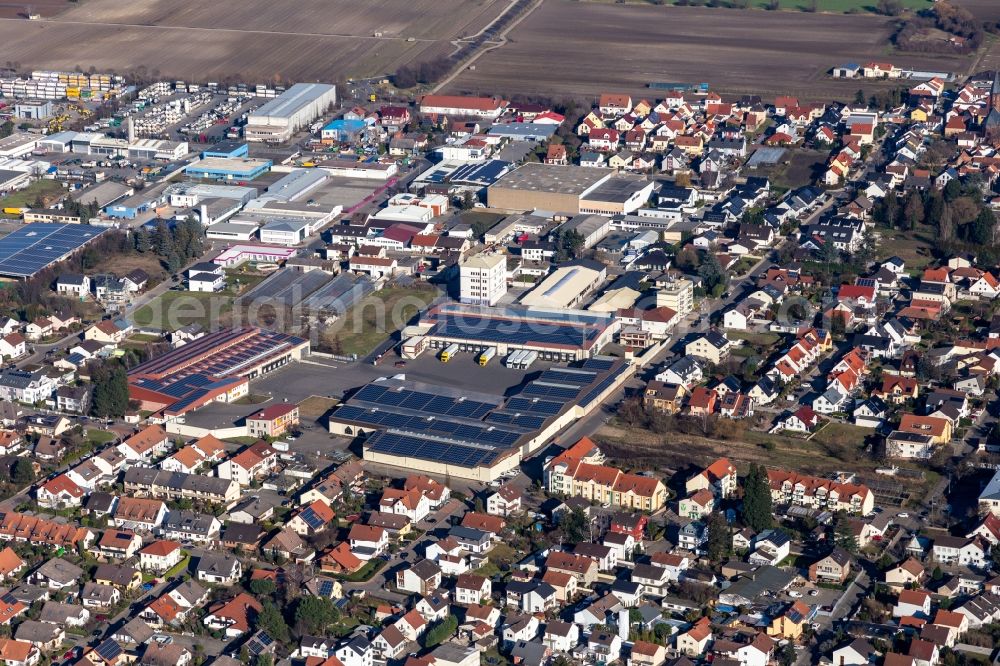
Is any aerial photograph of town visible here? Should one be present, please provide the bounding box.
[1,0,1000,665]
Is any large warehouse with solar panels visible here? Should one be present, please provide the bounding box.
[0,223,108,279]
[405,303,619,362]
[329,357,633,481]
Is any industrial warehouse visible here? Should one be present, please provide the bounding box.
[0,223,109,279]
[127,326,309,417]
[402,303,620,363]
[329,356,632,481]
[487,163,656,215]
[244,83,337,143]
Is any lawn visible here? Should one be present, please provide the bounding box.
[729,331,782,348]
[0,179,66,209]
[321,283,442,357]
[298,395,340,420]
[132,290,234,332]
[163,555,191,578]
[876,226,936,273]
[224,268,268,295]
[86,430,118,445]
[338,558,386,583]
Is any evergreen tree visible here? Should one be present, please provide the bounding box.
[833,511,857,553]
[90,362,129,419]
[968,208,996,245]
[874,190,898,227]
[293,596,339,635]
[153,219,174,257]
[820,238,839,263]
[165,252,183,274]
[706,512,730,563]
[423,615,458,647]
[255,601,290,643]
[742,464,773,532]
[134,227,151,253]
[248,578,276,598]
[943,178,962,202]
[561,507,588,544]
[173,222,191,260]
[11,459,33,485]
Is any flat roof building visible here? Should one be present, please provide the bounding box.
[245,83,337,143]
[579,176,656,215]
[416,302,619,362]
[519,261,607,310]
[184,157,272,181]
[0,133,39,158]
[460,253,507,307]
[487,164,652,215]
[331,356,633,481]
[70,181,134,209]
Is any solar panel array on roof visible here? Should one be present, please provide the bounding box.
[300,507,325,529]
[0,223,108,278]
[449,160,512,185]
[353,383,500,420]
[429,315,596,349]
[503,396,564,416]
[578,363,632,409]
[318,579,335,597]
[248,632,274,656]
[335,405,524,448]
[96,639,123,661]
[580,356,617,371]
[130,327,304,379]
[520,382,585,401]
[366,430,506,468]
[344,357,629,470]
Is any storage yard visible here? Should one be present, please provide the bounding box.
[0,0,507,82]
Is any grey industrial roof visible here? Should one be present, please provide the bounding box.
[581,176,652,203]
[250,83,336,121]
[492,163,609,195]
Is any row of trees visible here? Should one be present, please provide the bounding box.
[874,179,998,247]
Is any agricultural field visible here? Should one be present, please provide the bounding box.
[592,0,933,12]
[0,0,506,82]
[446,0,979,102]
[0,0,69,19]
[953,0,1000,22]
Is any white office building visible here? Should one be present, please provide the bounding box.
[460,254,507,307]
